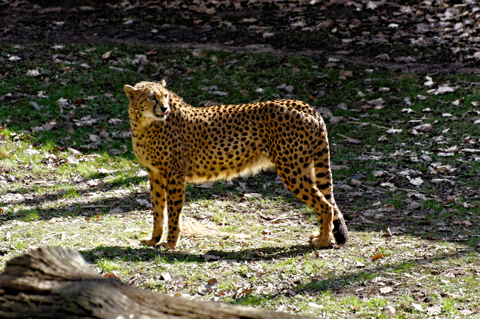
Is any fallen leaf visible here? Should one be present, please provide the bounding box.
[109,66,127,72]
[207,278,218,285]
[89,134,100,142]
[9,55,21,62]
[145,49,158,55]
[350,179,361,186]
[339,70,353,78]
[73,98,84,106]
[412,303,424,312]
[381,182,396,189]
[424,75,434,87]
[31,120,58,133]
[344,137,361,144]
[284,85,294,93]
[428,86,455,95]
[329,116,345,124]
[137,169,148,177]
[434,164,456,174]
[414,123,433,132]
[161,272,172,282]
[212,91,228,96]
[373,171,384,177]
[192,50,207,58]
[380,286,393,294]
[381,204,395,212]
[421,154,432,162]
[26,68,40,77]
[102,50,114,59]
[319,19,333,28]
[409,177,423,186]
[30,101,42,111]
[98,168,117,175]
[367,98,384,107]
[407,202,421,210]
[383,305,395,315]
[317,107,333,118]
[68,147,82,156]
[371,253,385,261]
[453,219,472,226]
[136,199,152,208]
[386,128,402,134]
[244,193,263,199]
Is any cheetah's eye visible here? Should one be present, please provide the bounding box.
[148,95,156,100]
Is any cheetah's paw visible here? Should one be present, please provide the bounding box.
[140,238,158,246]
[309,233,333,249]
[155,241,177,250]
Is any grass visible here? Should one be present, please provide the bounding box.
[1,42,480,317]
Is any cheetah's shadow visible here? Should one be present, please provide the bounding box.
[81,243,318,265]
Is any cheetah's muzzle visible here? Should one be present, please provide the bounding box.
[155,107,171,117]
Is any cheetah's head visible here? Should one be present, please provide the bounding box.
[124,80,171,123]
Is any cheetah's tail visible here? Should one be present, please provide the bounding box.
[333,209,349,245]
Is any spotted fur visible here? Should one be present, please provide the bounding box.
[124,80,349,250]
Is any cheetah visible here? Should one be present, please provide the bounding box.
[124,80,349,250]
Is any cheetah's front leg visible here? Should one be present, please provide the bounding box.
[141,172,166,247]
[155,176,185,250]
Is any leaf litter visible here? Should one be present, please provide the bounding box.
[1,13,480,315]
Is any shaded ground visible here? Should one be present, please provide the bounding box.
[2,0,480,74]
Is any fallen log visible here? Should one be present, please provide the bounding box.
[0,246,316,319]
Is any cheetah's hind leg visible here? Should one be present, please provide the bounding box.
[311,133,349,246]
[307,197,335,249]
[274,164,334,248]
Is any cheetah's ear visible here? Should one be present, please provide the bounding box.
[161,79,167,87]
[124,85,138,101]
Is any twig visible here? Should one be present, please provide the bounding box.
[346,121,390,130]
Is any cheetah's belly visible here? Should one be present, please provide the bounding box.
[185,149,274,184]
